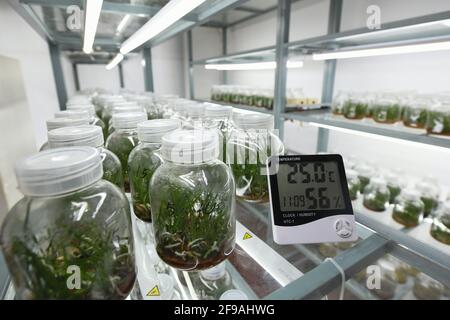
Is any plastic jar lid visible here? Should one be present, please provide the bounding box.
[112,112,147,129]
[346,169,358,180]
[48,125,104,149]
[204,103,233,119]
[46,117,90,131]
[66,104,96,118]
[66,97,91,106]
[233,112,273,129]
[55,110,90,121]
[219,289,248,300]
[200,262,226,281]
[161,129,219,164]
[137,119,181,143]
[186,103,205,118]
[15,147,103,196]
[401,188,421,201]
[112,105,145,115]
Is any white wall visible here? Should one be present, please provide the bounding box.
[0,1,60,149]
[77,64,121,92]
[122,52,145,92]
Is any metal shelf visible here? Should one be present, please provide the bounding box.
[282,110,450,150]
[197,99,274,114]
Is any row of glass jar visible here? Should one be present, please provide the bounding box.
[332,92,450,136]
[345,163,450,245]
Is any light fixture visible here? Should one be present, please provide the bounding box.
[83,0,103,54]
[443,19,450,27]
[105,53,124,70]
[205,60,303,71]
[312,40,450,60]
[116,14,131,34]
[120,0,206,54]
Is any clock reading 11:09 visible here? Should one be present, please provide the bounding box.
[277,161,345,212]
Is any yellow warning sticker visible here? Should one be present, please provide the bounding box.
[243,232,253,240]
[147,285,160,296]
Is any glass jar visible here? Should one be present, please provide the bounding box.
[228,113,284,203]
[343,97,367,120]
[372,99,402,124]
[346,169,361,201]
[392,189,424,227]
[128,119,180,222]
[150,129,235,270]
[0,147,136,299]
[332,91,347,115]
[184,103,205,129]
[41,117,90,151]
[103,101,138,130]
[363,177,390,212]
[402,101,428,128]
[48,125,124,190]
[426,103,450,136]
[203,103,233,163]
[66,104,107,139]
[196,262,233,300]
[106,112,147,192]
[430,201,450,245]
[355,163,374,192]
[372,257,398,299]
[384,171,405,204]
[413,273,444,300]
[416,179,440,217]
[108,104,146,135]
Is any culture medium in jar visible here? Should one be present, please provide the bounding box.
[106,112,148,192]
[363,177,390,212]
[228,112,284,203]
[48,125,124,190]
[430,201,450,245]
[346,169,361,201]
[41,117,90,151]
[0,147,136,299]
[128,119,181,223]
[392,189,424,228]
[150,129,235,270]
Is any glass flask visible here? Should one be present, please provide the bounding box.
[363,177,390,212]
[0,147,136,299]
[415,179,440,217]
[372,99,402,124]
[227,112,284,203]
[196,262,233,300]
[402,101,428,128]
[150,129,235,270]
[355,163,374,192]
[48,125,124,190]
[346,169,361,201]
[106,112,148,192]
[384,171,405,204]
[392,189,424,227]
[430,201,450,245]
[426,103,450,136]
[41,117,90,151]
[413,273,444,300]
[343,97,367,120]
[66,104,107,139]
[203,103,233,163]
[128,119,180,222]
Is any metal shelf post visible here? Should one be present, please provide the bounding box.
[143,47,154,92]
[188,30,195,99]
[48,41,68,110]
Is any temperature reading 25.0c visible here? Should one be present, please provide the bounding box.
[286,162,336,184]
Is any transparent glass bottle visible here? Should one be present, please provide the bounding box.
[150,129,235,270]
[343,97,367,120]
[413,273,444,300]
[184,103,205,129]
[228,113,284,203]
[426,103,450,136]
[416,179,440,217]
[355,163,374,193]
[346,169,361,201]
[363,177,390,212]
[41,117,90,151]
[331,91,347,115]
[392,189,424,227]
[372,99,402,124]
[196,262,233,300]
[384,171,405,204]
[48,125,124,190]
[66,104,107,139]
[0,147,136,299]
[403,101,428,128]
[106,112,147,192]
[128,119,180,222]
[430,201,450,245]
[203,103,233,163]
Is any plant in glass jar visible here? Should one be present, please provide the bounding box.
[66,104,108,139]
[416,179,440,217]
[203,103,233,163]
[363,178,390,212]
[346,169,360,201]
[355,163,374,193]
[150,129,235,271]
[426,104,450,136]
[128,119,180,222]
[430,202,450,245]
[372,100,402,124]
[228,113,284,203]
[384,171,404,204]
[343,98,367,120]
[392,189,424,227]
[413,273,444,300]
[0,147,135,299]
[402,102,428,128]
[106,112,147,192]
[48,125,124,190]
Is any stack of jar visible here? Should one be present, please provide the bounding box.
[332,91,450,137]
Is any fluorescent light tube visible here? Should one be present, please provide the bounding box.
[106,53,124,70]
[83,0,103,54]
[313,40,450,60]
[116,14,131,34]
[205,60,303,71]
[443,20,450,27]
[120,0,206,54]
